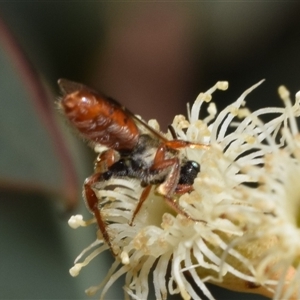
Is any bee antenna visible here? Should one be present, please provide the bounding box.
[168,124,177,140]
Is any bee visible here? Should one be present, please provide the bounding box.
[58,79,207,251]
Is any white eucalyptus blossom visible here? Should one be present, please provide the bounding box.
[69,81,300,300]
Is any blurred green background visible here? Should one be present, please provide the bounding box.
[1,2,300,300]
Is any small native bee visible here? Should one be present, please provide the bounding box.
[58,79,207,250]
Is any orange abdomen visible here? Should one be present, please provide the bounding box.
[60,83,139,151]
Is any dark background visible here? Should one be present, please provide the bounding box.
[3,3,300,127]
[1,2,299,299]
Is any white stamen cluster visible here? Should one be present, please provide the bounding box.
[69,81,300,300]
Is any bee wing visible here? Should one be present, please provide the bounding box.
[115,101,169,143]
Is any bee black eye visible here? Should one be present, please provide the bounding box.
[179,160,200,185]
[190,161,200,173]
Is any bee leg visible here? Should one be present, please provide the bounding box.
[163,179,206,224]
[155,157,181,196]
[175,184,194,194]
[129,185,152,226]
[151,144,176,170]
[164,195,206,224]
[151,144,181,195]
[94,148,117,173]
[154,156,205,223]
[83,174,115,254]
[82,150,120,255]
